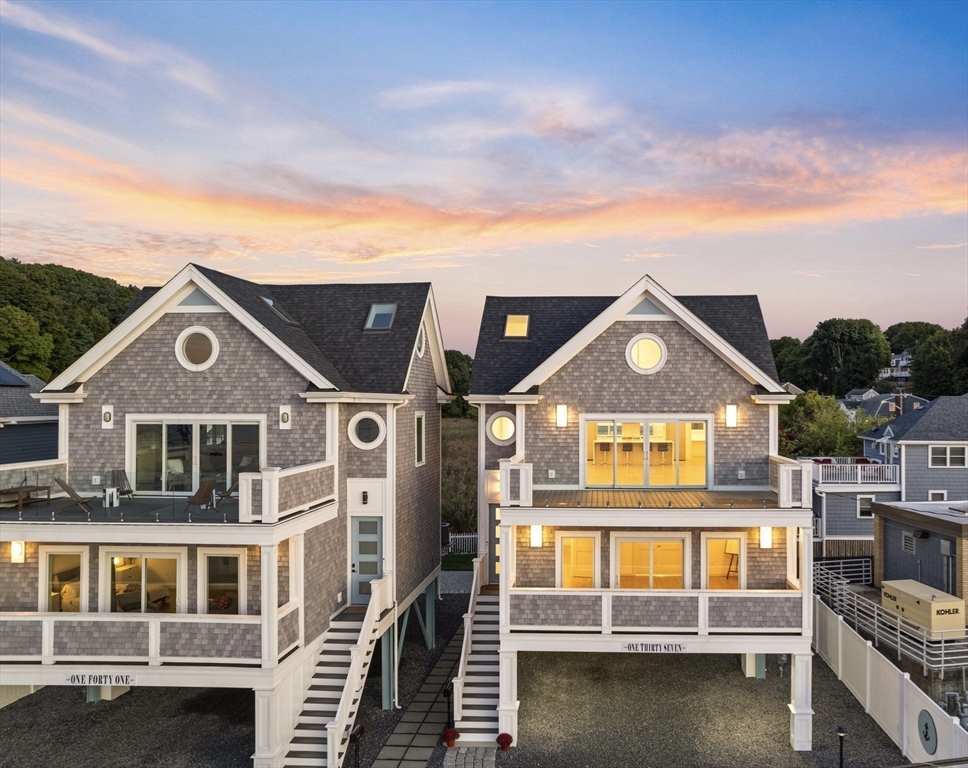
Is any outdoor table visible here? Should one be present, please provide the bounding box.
[0,485,51,511]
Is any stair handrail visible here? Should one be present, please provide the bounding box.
[326,572,391,768]
[452,549,486,722]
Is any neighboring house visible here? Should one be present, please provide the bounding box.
[837,392,929,421]
[872,500,968,601]
[845,387,879,402]
[810,396,968,559]
[0,361,59,467]
[879,350,913,385]
[0,264,451,768]
[456,276,815,751]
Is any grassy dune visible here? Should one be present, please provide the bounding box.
[442,418,477,533]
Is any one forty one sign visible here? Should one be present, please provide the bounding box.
[67,673,135,686]
[624,643,688,653]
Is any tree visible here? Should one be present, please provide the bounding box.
[884,321,946,354]
[0,304,54,380]
[911,331,957,399]
[769,336,802,385]
[442,350,473,418]
[950,319,968,395]
[778,390,883,458]
[799,319,890,396]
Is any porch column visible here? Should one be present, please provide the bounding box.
[789,652,813,750]
[498,649,518,742]
[261,544,278,668]
[252,685,287,767]
[500,524,513,635]
[381,624,395,710]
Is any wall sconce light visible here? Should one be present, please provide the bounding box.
[725,404,738,428]
[556,405,568,428]
[759,526,773,549]
[101,405,114,429]
[279,405,291,430]
[530,525,543,548]
[10,541,25,564]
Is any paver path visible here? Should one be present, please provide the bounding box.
[443,746,497,768]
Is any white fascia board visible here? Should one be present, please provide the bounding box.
[299,392,413,404]
[44,265,335,392]
[500,633,811,655]
[897,440,968,445]
[437,387,456,405]
[467,395,506,405]
[499,507,812,528]
[0,415,59,424]
[510,275,785,394]
[815,484,901,493]
[751,393,796,405]
[500,394,542,404]
[412,286,452,394]
[31,390,87,403]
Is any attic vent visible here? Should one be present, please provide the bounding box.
[902,531,916,555]
[365,303,397,330]
[261,296,299,326]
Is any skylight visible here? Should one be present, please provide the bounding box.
[365,303,397,330]
[261,296,299,326]
[504,314,529,338]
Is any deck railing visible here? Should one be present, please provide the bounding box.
[239,460,336,523]
[769,455,812,508]
[499,455,532,507]
[452,550,485,722]
[812,462,899,485]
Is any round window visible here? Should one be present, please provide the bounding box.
[486,412,516,446]
[416,326,425,357]
[348,412,387,450]
[175,326,219,371]
[626,334,667,375]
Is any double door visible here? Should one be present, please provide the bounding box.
[585,418,707,488]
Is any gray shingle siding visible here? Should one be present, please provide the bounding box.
[883,519,956,593]
[278,607,300,651]
[823,491,900,537]
[904,445,968,501]
[611,594,698,628]
[278,465,335,514]
[278,539,290,607]
[0,621,42,655]
[708,595,801,628]
[303,516,345,642]
[510,593,601,626]
[66,312,327,495]
[160,622,261,659]
[0,540,38,611]
[525,322,769,488]
[54,620,148,656]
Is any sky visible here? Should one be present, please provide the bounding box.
[0,0,966,354]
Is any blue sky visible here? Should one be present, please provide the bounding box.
[1,0,965,353]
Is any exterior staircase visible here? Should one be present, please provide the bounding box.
[454,592,500,745]
[283,611,368,767]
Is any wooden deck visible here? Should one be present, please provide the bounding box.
[530,488,779,509]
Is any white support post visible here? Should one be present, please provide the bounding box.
[261,468,280,523]
[261,544,278,668]
[41,617,53,665]
[498,649,519,743]
[800,527,813,637]
[292,533,305,648]
[742,653,757,678]
[515,404,525,457]
[500,525,513,635]
[252,686,287,768]
[789,652,813,750]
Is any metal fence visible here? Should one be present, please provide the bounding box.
[446,533,478,555]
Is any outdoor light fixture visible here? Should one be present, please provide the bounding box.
[101,405,114,429]
[10,541,25,564]
[530,525,542,547]
[837,725,847,768]
[556,404,568,428]
[279,405,292,430]
[725,404,738,428]
[759,526,773,549]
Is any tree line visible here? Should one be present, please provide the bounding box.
[770,318,968,400]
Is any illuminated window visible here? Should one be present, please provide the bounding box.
[557,534,599,589]
[704,536,743,590]
[614,538,685,589]
[486,412,516,446]
[504,315,530,338]
[626,334,667,374]
[365,303,397,330]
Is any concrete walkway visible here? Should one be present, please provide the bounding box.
[440,571,473,594]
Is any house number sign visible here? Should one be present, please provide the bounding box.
[624,642,687,653]
[918,710,938,756]
[67,673,135,686]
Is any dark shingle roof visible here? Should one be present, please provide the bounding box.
[0,361,58,420]
[861,396,968,442]
[470,292,779,395]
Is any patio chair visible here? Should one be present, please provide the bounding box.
[185,479,218,515]
[111,469,134,501]
[55,478,96,514]
[216,478,240,506]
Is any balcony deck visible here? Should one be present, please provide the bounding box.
[530,488,779,509]
[0,494,242,524]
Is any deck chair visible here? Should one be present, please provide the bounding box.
[185,479,217,514]
[55,477,96,514]
[216,478,240,506]
[111,469,134,501]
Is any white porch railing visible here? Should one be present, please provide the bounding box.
[769,455,812,508]
[0,612,263,666]
[239,460,336,523]
[499,455,532,507]
[326,572,392,768]
[447,533,479,555]
[452,550,485,722]
[812,516,822,539]
[812,462,899,485]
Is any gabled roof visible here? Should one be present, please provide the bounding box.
[853,393,930,419]
[0,361,58,421]
[470,278,780,396]
[44,264,449,396]
[860,396,968,443]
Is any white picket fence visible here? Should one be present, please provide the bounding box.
[814,596,968,762]
[447,533,478,555]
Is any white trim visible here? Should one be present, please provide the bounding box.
[174,326,219,372]
[486,411,516,447]
[856,495,875,519]
[98,546,189,614]
[928,445,967,468]
[751,393,796,404]
[347,411,387,450]
[167,304,226,314]
[823,535,875,541]
[554,530,602,589]
[414,411,426,467]
[33,391,87,404]
[299,392,412,404]
[196,547,248,616]
[624,333,667,375]
[0,457,67,472]
[510,275,785,394]
[768,405,778,456]
[0,415,59,425]
[699,532,746,590]
[499,506,811,529]
[279,405,291,430]
[101,405,114,430]
[499,632,812,655]
[38,545,90,613]
[928,490,948,502]
[415,325,426,358]
[608,531,692,590]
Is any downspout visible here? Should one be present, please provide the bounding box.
[389,399,409,708]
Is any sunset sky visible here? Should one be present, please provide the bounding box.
[1,0,966,353]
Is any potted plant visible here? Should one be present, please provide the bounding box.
[441,727,460,748]
[496,733,513,752]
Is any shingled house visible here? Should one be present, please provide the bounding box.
[0,264,451,768]
[454,275,815,751]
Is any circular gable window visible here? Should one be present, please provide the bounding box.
[416,326,426,357]
[175,326,219,371]
[348,411,386,450]
[626,334,667,375]
[486,412,516,446]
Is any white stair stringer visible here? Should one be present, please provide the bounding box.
[282,613,369,768]
[454,594,500,746]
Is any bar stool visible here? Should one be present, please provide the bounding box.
[621,442,634,465]
[599,442,612,465]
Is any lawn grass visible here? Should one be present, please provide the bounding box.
[441,553,475,571]
[442,417,477,533]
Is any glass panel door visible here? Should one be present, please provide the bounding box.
[135,424,163,491]
[677,422,706,487]
[200,424,228,491]
[206,555,240,614]
[647,422,677,486]
[231,424,260,486]
[706,538,741,590]
[586,421,616,486]
[616,421,645,486]
[351,517,383,604]
[561,537,596,588]
[653,541,684,589]
[165,424,194,492]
